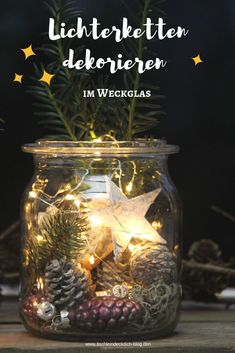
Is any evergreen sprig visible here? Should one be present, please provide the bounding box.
[28,0,165,141]
[120,0,166,139]
[26,209,89,274]
[29,0,124,140]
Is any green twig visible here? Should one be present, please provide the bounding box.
[44,84,77,141]
[126,0,150,140]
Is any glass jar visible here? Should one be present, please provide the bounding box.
[20,140,181,341]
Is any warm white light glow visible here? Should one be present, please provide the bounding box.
[36,235,44,243]
[37,277,44,291]
[74,198,81,208]
[128,243,142,253]
[126,182,133,193]
[89,214,102,226]
[128,243,135,252]
[89,255,95,265]
[29,191,37,198]
[94,137,102,142]
[65,194,75,201]
[152,221,163,230]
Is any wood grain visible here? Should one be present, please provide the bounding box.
[0,300,234,352]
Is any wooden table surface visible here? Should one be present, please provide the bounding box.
[0,299,235,353]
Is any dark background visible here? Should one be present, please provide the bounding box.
[0,0,234,257]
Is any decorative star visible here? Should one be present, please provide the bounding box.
[39,70,55,86]
[13,73,23,84]
[192,54,203,66]
[21,44,36,60]
[90,184,166,259]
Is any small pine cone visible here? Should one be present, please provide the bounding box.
[96,259,131,291]
[68,296,143,331]
[188,239,222,264]
[130,242,177,286]
[182,265,229,301]
[45,258,92,309]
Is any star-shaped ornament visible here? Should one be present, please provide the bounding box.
[39,70,55,86]
[21,44,36,60]
[13,73,23,84]
[89,180,166,259]
[192,54,203,66]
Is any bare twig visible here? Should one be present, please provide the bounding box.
[0,221,20,242]
[183,260,235,277]
[211,205,235,223]
[2,272,20,280]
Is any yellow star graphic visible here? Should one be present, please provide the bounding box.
[192,54,203,66]
[21,44,36,60]
[13,73,23,84]
[39,69,55,86]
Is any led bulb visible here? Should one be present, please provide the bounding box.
[152,221,162,230]
[29,191,37,199]
[74,198,81,208]
[128,243,135,252]
[126,182,133,193]
[89,255,95,265]
[65,194,75,201]
[36,235,44,243]
[89,215,102,226]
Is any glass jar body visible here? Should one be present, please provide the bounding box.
[20,145,181,341]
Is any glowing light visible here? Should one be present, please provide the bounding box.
[36,235,44,243]
[33,300,38,307]
[126,182,133,193]
[74,198,81,208]
[89,255,95,265]
[29,191,37,198]
[65,194,75,201]
[89,214,102,226]
[128,243,135,252]
[37,277,44,291]
[94,137,102,142]
[152,221,163,230]
[128,243,142,253]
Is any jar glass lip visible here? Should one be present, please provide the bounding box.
[22,139,179,155]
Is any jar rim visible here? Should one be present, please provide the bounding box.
[22,139,179,156]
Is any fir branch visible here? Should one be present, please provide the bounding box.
[121,0,166,140]
[43,79,77,140]
[25,209,90,278]
[126,0,150,140]
[29,0,165,141]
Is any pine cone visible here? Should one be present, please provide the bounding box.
[95,259,131,291]
[182,265,229,302]
[188,239,222,264]
[130,242,177,286]
[182,240,231,301]
[45,258,92,309]
[68,296,143,331]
